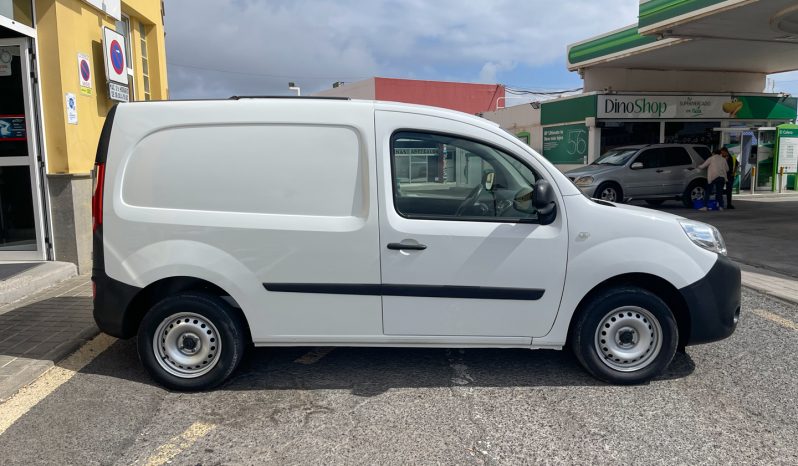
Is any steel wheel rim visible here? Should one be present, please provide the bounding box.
[594,306,663,372]
[691,186,705,200]
[153,312,222,378]
[600,187,618,202]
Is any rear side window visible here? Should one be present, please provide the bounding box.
[693,146,712,160]
[633,149,660,169]
[122,125,366,217]
[659,147,694,167]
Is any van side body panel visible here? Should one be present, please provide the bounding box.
[102,100,383,341]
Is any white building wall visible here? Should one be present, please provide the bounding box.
[480,104,542,150]
[315,78,377,99]
[584,68,767,93]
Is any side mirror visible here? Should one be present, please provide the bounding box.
[631,162,644,169]
[513,179,557,225]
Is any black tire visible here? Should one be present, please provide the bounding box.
[682,180,707,208]
[137,292,247,391]
[645,199,666,206]
[570,287,678,385]
[594,182,623,203]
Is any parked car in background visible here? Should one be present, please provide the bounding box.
[566,144,711,207]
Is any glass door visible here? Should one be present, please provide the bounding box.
[0,38,46,260]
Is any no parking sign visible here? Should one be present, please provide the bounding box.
[102,27,129,101]
[77,53,92,95]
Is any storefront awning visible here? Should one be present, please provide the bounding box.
[568,0,798,74]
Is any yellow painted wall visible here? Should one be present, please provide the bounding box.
[34,0,168,174]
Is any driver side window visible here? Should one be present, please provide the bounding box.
[391,131,540,222]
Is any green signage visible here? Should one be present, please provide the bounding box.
[639,0,727,29]
[775,124,798,189]
[543,123,588,165]
[541,95,597,125]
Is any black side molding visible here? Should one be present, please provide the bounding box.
[263,283,544,301]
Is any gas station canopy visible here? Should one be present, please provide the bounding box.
[568,0,798,74]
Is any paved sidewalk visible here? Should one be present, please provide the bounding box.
[0,275,95,402]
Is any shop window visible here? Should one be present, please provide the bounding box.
[0,0,33,28]
[139,22,151,100]
[600,122,660,153]
[664,122,719,148]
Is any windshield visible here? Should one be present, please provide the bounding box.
[593,149,639,166]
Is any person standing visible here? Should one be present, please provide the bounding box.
[721,147,737,209]
[698,149,729,211]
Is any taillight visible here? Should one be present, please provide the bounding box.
[92,163,105,231]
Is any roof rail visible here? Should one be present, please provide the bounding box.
[229,95,350,101]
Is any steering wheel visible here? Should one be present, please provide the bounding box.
[455,184,484,216]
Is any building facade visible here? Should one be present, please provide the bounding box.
[316,77,505,115]
[483,0,798,190]
[0,0,168,270]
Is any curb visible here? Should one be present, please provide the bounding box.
[0,262,77,307]
[741,283,798,306]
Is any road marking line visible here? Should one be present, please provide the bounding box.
[0,333,116,436]
[144,422,216,466]
[752,308,798,331]
[294,347,334,364]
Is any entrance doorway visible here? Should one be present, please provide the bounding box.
[714,126,776,192]
[0,37,46,260]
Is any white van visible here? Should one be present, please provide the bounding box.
[92,97,740,390]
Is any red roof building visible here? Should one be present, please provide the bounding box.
[315,77,505,114]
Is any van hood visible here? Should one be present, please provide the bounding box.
[607,200,686,222]
[566,164,620,178]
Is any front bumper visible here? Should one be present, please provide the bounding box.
[679,255,741,345]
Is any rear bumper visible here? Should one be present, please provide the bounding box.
[92,226,141,339]
[679,255,741,346]
[92,269,141,339]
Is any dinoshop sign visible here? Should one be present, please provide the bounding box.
[598,95,749,119]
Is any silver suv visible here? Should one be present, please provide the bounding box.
[566,144,711,207]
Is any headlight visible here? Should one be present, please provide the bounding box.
[680,221,727,255]
[574,176,594,187]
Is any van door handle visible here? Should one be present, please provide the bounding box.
[656,169,664,173]
[387,242,427,251]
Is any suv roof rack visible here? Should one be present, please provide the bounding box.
[229,95,350,101]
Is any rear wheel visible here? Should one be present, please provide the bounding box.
[594,182,623,203]
[571,287,678,385]
[682,180,706,207]
[138,292,247,391]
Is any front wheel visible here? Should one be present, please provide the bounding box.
[594,182,623,203]
[570,287,678,385]
[138,292,247,391]
[682,180,706,208]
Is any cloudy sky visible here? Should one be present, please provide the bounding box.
[163,0,798,101]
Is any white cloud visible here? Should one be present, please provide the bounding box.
[769,70,798,96]
[164,0,640,98]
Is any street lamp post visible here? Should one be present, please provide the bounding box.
[288,82,301,96]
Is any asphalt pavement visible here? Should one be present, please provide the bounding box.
[0,289,796,465]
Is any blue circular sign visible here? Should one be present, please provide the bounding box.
[80,60,91,81]
[110,40,125,75]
